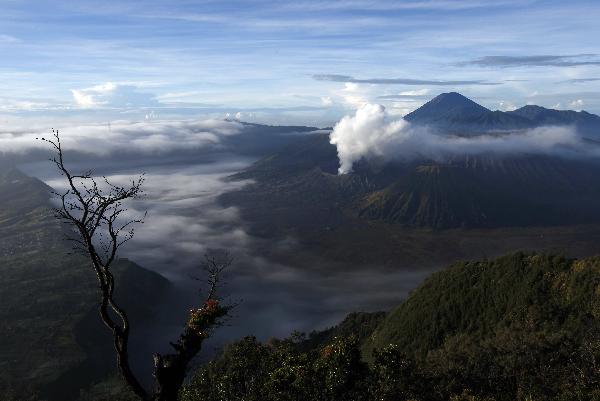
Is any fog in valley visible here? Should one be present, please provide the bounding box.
[12,120,432,367]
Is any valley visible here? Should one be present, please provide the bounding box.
[0,169,170,400]
[4,2,600,399]
[3,93,600,400]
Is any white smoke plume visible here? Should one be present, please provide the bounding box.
[330,104,589,174]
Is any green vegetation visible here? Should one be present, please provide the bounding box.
[0,168,97,398]
[0,169,170,400]
[181,252,600,401]
[4,166,600,400]
[365,252,600,400]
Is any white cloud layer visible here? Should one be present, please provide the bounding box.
[330,103,592,174]
[32,156,430,342]
[0,119,243,155]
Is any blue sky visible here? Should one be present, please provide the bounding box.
[1,0,600,126]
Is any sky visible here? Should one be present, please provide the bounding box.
[1,0,600,126]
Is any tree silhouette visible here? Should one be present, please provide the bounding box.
[39,130,232,401]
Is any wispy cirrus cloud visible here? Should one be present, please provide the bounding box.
[467,54,600,68]
[313,74,500,86]
[0,34,19,43]
[377,95,428,100]
[275,0,534,12]
[560,78,600,83]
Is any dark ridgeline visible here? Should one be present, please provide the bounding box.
[405,91,600,135]
[405,91,535,132]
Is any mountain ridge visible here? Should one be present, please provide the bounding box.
[223,92,600,231]
[227,132,600,229]
[404,92,600,136]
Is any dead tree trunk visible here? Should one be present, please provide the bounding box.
[40,131,232,401]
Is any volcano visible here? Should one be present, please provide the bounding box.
[224,93,600,230]
[404,92,600,137]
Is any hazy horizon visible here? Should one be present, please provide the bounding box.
[1,0,600,129]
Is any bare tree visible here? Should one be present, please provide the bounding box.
[39,130,232,401]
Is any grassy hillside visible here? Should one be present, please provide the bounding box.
[182,252,600,401]
[365,252,600,355]
[363,251,600,399]
[0,168,170,400]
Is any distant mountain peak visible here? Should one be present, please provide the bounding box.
[517,104,546,111]
[430,91,481,104]
[509,104,555,117]
[404,92,493,127]
[508,104,600,131]
[418,92,489,112]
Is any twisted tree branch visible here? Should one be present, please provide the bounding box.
[40,130,232,401]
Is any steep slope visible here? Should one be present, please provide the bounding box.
[0,168,170,400]
[360,252,600,398]
[359,155,600,228]
[404,92,491,121]
[182,252,600,401]
[228,132,600,229]
[365,251,600,357]
[297,311,386,352]
[232,133,340,179]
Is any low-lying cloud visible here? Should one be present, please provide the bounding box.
[330,103,592,174]
[0,118,243,156]
[27,154,429,352]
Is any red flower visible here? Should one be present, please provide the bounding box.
[321,345,334,359]
[204,299,219,310]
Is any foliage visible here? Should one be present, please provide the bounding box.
[180,336,371,401]
[182,252,600,401]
